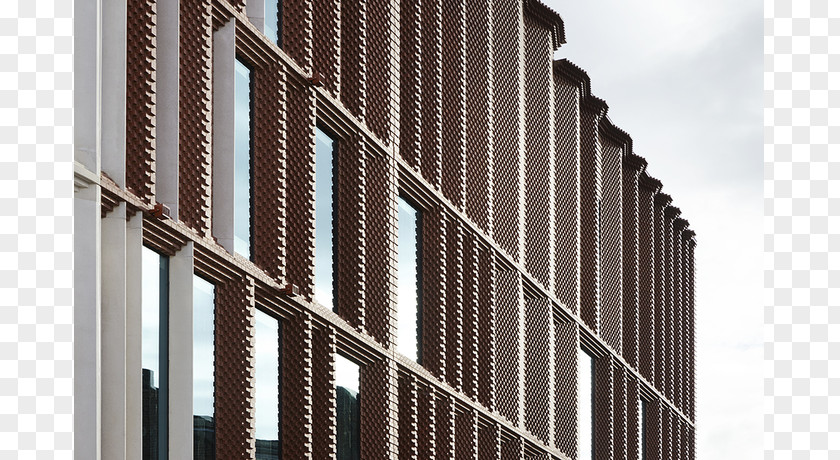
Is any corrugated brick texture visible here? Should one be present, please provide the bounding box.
[360,359,398,459]
[500,435,524,460]
[652,192,671,394]
[552,70,581,314]
[621,154,645,369]
[126,0,156,203]
[673,217,688,415]
[491,0,523,261]
[663,205,680,404]
[496,269,523,426]
[440,0,467,211]
[611,365,627,459]
[593,355,614,460]
[340,0,366,120]
[284,87,316,299]
[419,0,442,189]
[627,378,640,460]
[478,422,501,459]
[421,207,447,380]
[435,394,455,460]
[599,131,623,354]
[399,0,422,171]
[444,218,465,391]
[251,62,287,282]
[464,0,493,233]
[524,296,551,445]
[553,321,578,457]
[417,383,437,457]
[312,0,341,97]
[462,232,481,401]
[662,408,673,460]
[281,0,313,73]
[215,275,256,459]
[645,401,662,460]
[398,374,418,459]
[638,174,661,385]
[364,151,397,347]
[178,0,213,233]
[579,97,607,333]
[684,231,697,422]
[311,325,337,460]
[282,312,314,458]
[524,16,554,291]
[333,133,367,330]
[455,409,478,460]
[476,243,496,410]
[367,0,399,146]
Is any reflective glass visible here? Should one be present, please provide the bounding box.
[142,247,168,460]
[264,0,279,45]
[255,310,280,459]
[314,128,334,309]
[193,276,216,460]
[396,197,420,361]
[234,59,252,259]
[335,355,359,460]
[579,349,593,460]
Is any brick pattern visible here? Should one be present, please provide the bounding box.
[400,0,422,171]
[441,0,467,211]
[553,322,578,458]
[215,276,256,459]
[445,219,465,391]
[417,384,437,457]
[312,0,341,97]
[621,155,645,369]
[282,312,313,458]
[333,134,367,330]
[684,234,697,422]
[365,152,397,348]
[673,218,688,415]
[367,0,398,145]
[662,408,673,460]
[281,0,313,73]
[496,269,522,426]
[663,205,679,403]
[462,232,481,400]
[491,0,523,261]
[419,0,442,189]
[611,366,627,460]
[476,243,496,410]
[464,0,493,233]
[638,175,660,385]
[646,401,662,460]
[360,359,398,459]
[593,356,614,460]
[552,76,581,313]
[455,409,478,460]
[599,136,623,354]
[251,62,287,282]
[284,88,316,299]
[524,297,551,444]
[435,394,455,460]
[478,423,501,459]
[178,0,213,234]
[500,436,524,460]
[627,378,640,460]
[340,0,366,120]
[311,325,336,460]
[652,193,671,393]
[399,375,418,459]
[579,97,606,333]
[421,207,447,379]
[524,17,553,290]
[126,0,156,203]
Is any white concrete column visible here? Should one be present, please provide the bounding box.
[168,242,194,459]
[100,0,126,187]
[212,19,236,253]
[101,202,128,460]
[247,0,265,34]
[157,0,180,218]
[125,214,144,460]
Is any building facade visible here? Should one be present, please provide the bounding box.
[73,0,697,459]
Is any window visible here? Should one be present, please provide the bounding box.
[314,128,335,309]
[193,276,216,460]
[265,0,280,45]
[142,247,169,460]
[233,58,252,259]
[335,355,359,460]
[396,196,421,361]
[255,310,281,459]
[579,349,593,460]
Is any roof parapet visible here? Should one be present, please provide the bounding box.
[524,0,567,49]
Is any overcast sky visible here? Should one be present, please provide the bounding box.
[544,0,764,457]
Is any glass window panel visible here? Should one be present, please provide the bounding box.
[234,59,252,259]
[142,247,168,460]
[255,310,280,459]
[314,128,335,309]
[335,355,359,460]
[579,349,593,460]
[396,196,420,361]
[264,0,279,45]
[193,276,216,460]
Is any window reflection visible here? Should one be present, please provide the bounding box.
[142,247,168,460]
[264,0,280,45]
[397,196,420,361]
[193,276,215,460]
[314,128,335,309]
[579,349,593,460]
[335,355,359,460]
[234,59,252,259]
[255,310,280,459]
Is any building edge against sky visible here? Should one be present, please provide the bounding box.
[73,0,697,459]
